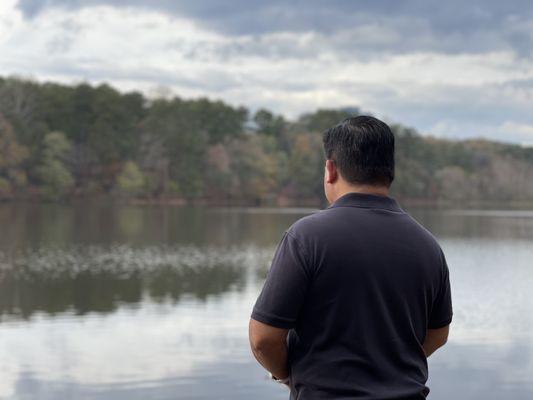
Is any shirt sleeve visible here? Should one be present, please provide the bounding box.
[250,230,311,329]
[428,247,453,329]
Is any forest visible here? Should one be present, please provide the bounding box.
[1,76,532,207]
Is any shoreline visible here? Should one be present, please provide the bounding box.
[2,194,533,211]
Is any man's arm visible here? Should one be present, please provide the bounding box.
[248,318,290,380]
[424,245,453,358]
[422,324,449,357]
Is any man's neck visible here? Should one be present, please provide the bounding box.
[333,184,390,203]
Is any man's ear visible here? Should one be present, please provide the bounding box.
[325,159,338,184]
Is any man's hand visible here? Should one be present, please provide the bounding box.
[271,372,291,389]
[249,318,290,381]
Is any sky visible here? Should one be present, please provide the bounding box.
[1,0,533,145]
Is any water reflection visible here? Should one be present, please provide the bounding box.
[0,202,304,249]
[0,244,273,320]
[407,207,533,239]
[0,203,532,399]
[428,342,533,399]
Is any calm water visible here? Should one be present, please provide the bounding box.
[0,202,532,399]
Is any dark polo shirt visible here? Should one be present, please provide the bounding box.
[251,192,453,400]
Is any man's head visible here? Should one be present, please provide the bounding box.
[322,115,395,203]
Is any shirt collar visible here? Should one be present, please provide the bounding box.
[327,191,404,213]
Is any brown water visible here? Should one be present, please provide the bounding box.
[0,202,532,399]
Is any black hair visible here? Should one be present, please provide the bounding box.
[322,115,395,187]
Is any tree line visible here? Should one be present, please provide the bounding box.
[1,76,532,206]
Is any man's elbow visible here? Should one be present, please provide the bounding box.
[423,324,450,357]
[433,337,447,352]
[248,318,288,355]
[250,336,272,355]
[435,330,448,348]
[249,330,276,355]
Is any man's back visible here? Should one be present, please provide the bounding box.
[251,192,453,399]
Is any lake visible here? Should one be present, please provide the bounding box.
[0,202,532,399]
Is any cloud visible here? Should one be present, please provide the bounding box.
[15,0,533,57]
[498,121,533,146]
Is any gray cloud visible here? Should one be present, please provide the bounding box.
[45,17,82,54]
[16,0,533,57]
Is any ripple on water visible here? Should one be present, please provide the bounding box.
[0,244,275,320]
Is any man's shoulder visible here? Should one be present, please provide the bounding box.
[289,208,443,250]
[286,208,336,238]
[403,212,443,249]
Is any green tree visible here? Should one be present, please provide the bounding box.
[116,161,145,196]
[297,108,360,132]
[0,113,29,198]
[0,77,41,148]
[227,135,285,204]
[253,109,286,138]
[36,131,74,200]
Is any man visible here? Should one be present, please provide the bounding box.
[248,116,452,399]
